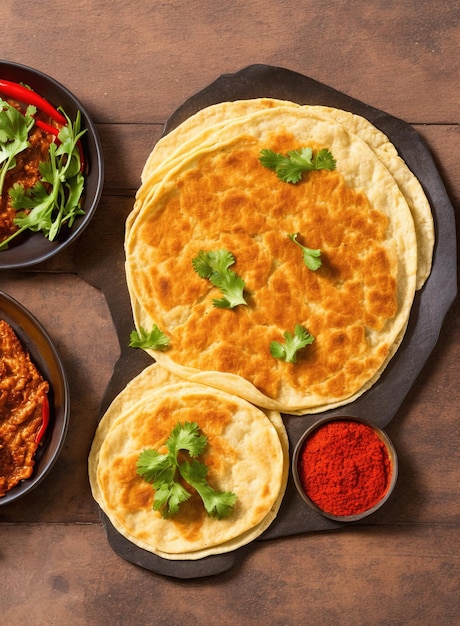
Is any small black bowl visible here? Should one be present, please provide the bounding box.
[0,291,70,505]
[0,60,104,269]
[292,416,398,522]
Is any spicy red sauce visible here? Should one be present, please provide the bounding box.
[297,419,392,517]
[0,319,49,496]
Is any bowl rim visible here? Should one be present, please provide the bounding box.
[291,415,399,522]
[0,59,104,269]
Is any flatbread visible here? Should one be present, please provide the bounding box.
[137,99,433,289]
[306,105,433,289]
[88,364,289,559]
[125,105,418,414]
[140,98,301,182]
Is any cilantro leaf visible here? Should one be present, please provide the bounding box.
[313,147,337,170]
[136,449,175,484]
[270,324,315,363]
[179,460,237,519]
[259,146,336,183]
[192,249,247,308]
[136,422,237,519]
[210,270,247,309]
[0,108,86,249]
[152,479,191,517]
[256,147,281,170]
[0,100,36,197]
[129,325,170,350]
[137,447,190,517]
[166,421,207,458]
[192,248,234,278]
[288,232,322,271]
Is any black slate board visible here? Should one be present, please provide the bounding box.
[78,65,457,579]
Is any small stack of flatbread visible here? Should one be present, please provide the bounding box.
[90,98,434,560]
[88,364,288,560]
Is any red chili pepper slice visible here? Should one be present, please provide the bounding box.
[35,393,50,445]
[35,119,60,137]
[34,114,85,172]
[0,78,67,125]
[1,79,86,174]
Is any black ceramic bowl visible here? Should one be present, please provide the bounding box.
[0,291,69,505]
[292,416,398,522]
[0,60,104,269]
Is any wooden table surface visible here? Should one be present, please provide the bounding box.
[1,2,459,624]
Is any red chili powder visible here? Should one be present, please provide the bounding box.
[297,420,392,517]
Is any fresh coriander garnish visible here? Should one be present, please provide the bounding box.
[192,249,248,309]
[129,325,170,350]
[270,324,315,363]
[0,108,86,249]
[0,99,36,197]
[259,146,336,183]
[288,232,322,271]
[137,421,237,519]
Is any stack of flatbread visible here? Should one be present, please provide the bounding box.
[89,98,434,559]
[88,364,288,560]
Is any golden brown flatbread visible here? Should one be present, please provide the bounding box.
[305,105,433,289]
[140,98,301,182]
[137,99,433,289]
[88,364,289,559]
[125,105,419,414]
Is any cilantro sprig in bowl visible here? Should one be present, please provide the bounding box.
[0,60,103,269]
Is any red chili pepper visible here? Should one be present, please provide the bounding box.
[0,78,67,125]
[1,79,86,173]
[35,119,60,137]
[35,394,50,445]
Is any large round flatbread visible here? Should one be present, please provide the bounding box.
[125,105,419,414]
[88,364,289,560]
[137,98,433,289]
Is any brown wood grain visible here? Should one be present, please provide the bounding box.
[0,0,458,623]
[1,524,458,625]
[2,1,459,124]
